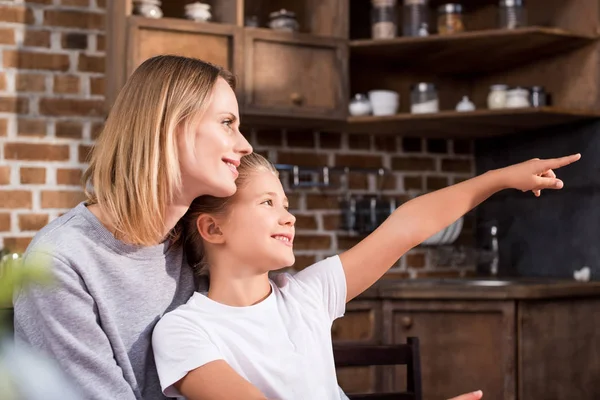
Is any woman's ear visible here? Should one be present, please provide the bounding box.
[196,214,225,244]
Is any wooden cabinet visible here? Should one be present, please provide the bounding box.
[243,29,347,120]
[107,0,349,125]
[335,284,600,400]
[382,300,516,400]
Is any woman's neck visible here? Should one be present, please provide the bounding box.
[207,263,272,307]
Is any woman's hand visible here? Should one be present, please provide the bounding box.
[448,390,483,400]
[498,153,581,197]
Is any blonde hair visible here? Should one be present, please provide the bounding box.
[83,55,236,246]
[180,153,278,276]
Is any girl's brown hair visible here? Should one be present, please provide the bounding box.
[83,55,235,245]
[180,153,278,276]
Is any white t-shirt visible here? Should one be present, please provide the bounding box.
[152,255,349,400]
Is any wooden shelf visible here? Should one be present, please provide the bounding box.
[350,27,596,75]
[346,107,600,138]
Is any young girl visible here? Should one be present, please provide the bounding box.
[152,152,580,400]
[13,55,252,400]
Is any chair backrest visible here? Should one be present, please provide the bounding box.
[333,337,422,400]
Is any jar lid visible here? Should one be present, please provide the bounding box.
[185,2,210,10]
[403,0,427,5]
[269,8,296,19]
[438,3,463,13]
[499,0,524,7]
[530,85,545,92]
[411,82,436,92]
[490,84,508,90]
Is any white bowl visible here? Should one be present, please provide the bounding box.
[368,90,399,116]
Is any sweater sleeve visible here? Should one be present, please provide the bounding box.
[13,251,138,400]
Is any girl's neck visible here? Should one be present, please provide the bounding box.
[207,267,272,307]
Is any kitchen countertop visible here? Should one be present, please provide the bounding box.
[358,277,600,300]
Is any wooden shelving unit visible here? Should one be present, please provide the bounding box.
[346,107,600,138]
[350,27,596,75]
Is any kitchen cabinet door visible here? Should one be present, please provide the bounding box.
[383,300,516,400]
[243,29,348,121]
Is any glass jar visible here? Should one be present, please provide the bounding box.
[437,3,464,35]
[402,0,429,37]
[505,87,531,108]
[410,82,439,114]
[487,84,508,109]
[268,9,299,32]
[348,94,373,116]
[530,86,547,107]
[499,0,526,29]
[372,0,397,39]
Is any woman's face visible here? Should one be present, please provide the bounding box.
[178,77,253,200]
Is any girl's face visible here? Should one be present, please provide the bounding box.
[218,169,296,271]
[177,77,253,200]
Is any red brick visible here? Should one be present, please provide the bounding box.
[41,190,85,208]
[277,152,327,167]
[96,34,105,51]
[255,129,281,146]
[17,118,46,137]
[0,213,10,231]
[404,176,423,191]
[287,130,315,148]
[0,119,6,137]
[91,121,103,139]
[0,5,34,24]
[57,168,82,185]
[78,144,92,162]
[319,132,341,149]
[292,255,317,271]
[306,194,339,210]
[61,0,90,6]
[0,166,10,185]
[0,73,5,91]
[96,0,106,8]
[322,214,341,231]
[441,159,472,173]
[348,134,371,150]
[18,213,49,230]
[43,10,104,30]
[0,190,32,209]
[16,73,46,92]
[55,120,82,139]
[337,235,362,250]
[3,237,33,253]
[374,136,398,152]
[3,50,70,72]
[293,234,331,250]
[0,97,29,114]
[294,215,317,230]
[335,154,383,169]
[391,157,436,172]
[426,176,448,191]
[5,143,69,161]
[24,30,51,48]
[90,76,104,96]
[0,28,15,45]
[39,98,103,117]
[20,167,46,184]
[78,54,104,73]
[53,75,80,94]
[62,32,87,50]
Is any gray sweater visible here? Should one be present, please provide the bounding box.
[13,202,196,400]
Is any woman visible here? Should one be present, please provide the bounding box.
[13,55,252,400]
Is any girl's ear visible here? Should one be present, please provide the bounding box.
[196,214,225,244]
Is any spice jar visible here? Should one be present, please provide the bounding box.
[487,84,508,109]
[530,86,547,107]
[505,87,530,108]
[499,0,527,29]
[437,3,465,35]
[410,82,439,114]
[349,94,373,116]
[372,0,397,39]
[403,0,429,37]
[268,9,299,32]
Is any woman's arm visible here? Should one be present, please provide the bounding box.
[340,154,580,301]
[13,252,138,399]
[176,360,268,400]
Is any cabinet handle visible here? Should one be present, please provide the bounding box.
[290,92,304,106]
[401,316,413,329]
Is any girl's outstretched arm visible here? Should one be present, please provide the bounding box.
[340,153,581,302]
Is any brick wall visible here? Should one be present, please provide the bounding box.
[0,0,476,278]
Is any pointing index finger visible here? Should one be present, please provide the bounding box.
[540,153,581,172]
